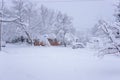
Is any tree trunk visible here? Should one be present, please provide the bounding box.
[0,20,2,51]
[24,30,32,45]
[0,0,4,51]
[63,32,67,47]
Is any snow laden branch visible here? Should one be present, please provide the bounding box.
[92,20,120,56]
[0,18,18,22]
[100,20,120,55]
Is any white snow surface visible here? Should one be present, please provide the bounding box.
[0,44,120,80]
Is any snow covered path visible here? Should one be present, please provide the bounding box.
[0,45,120,80]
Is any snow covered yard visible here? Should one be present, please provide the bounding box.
[0,44,120,80]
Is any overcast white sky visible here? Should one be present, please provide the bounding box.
[5,0,117,31]
[34,0,117,31]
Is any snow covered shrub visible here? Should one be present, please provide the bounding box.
[87,37,103,49]
[92,20,120,56]
[92,1,120,56]
[72,42,84,49]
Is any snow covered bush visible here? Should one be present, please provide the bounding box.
[90,1,120,56]
[92,20,120,56]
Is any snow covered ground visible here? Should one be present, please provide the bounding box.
[0,44,120,80]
